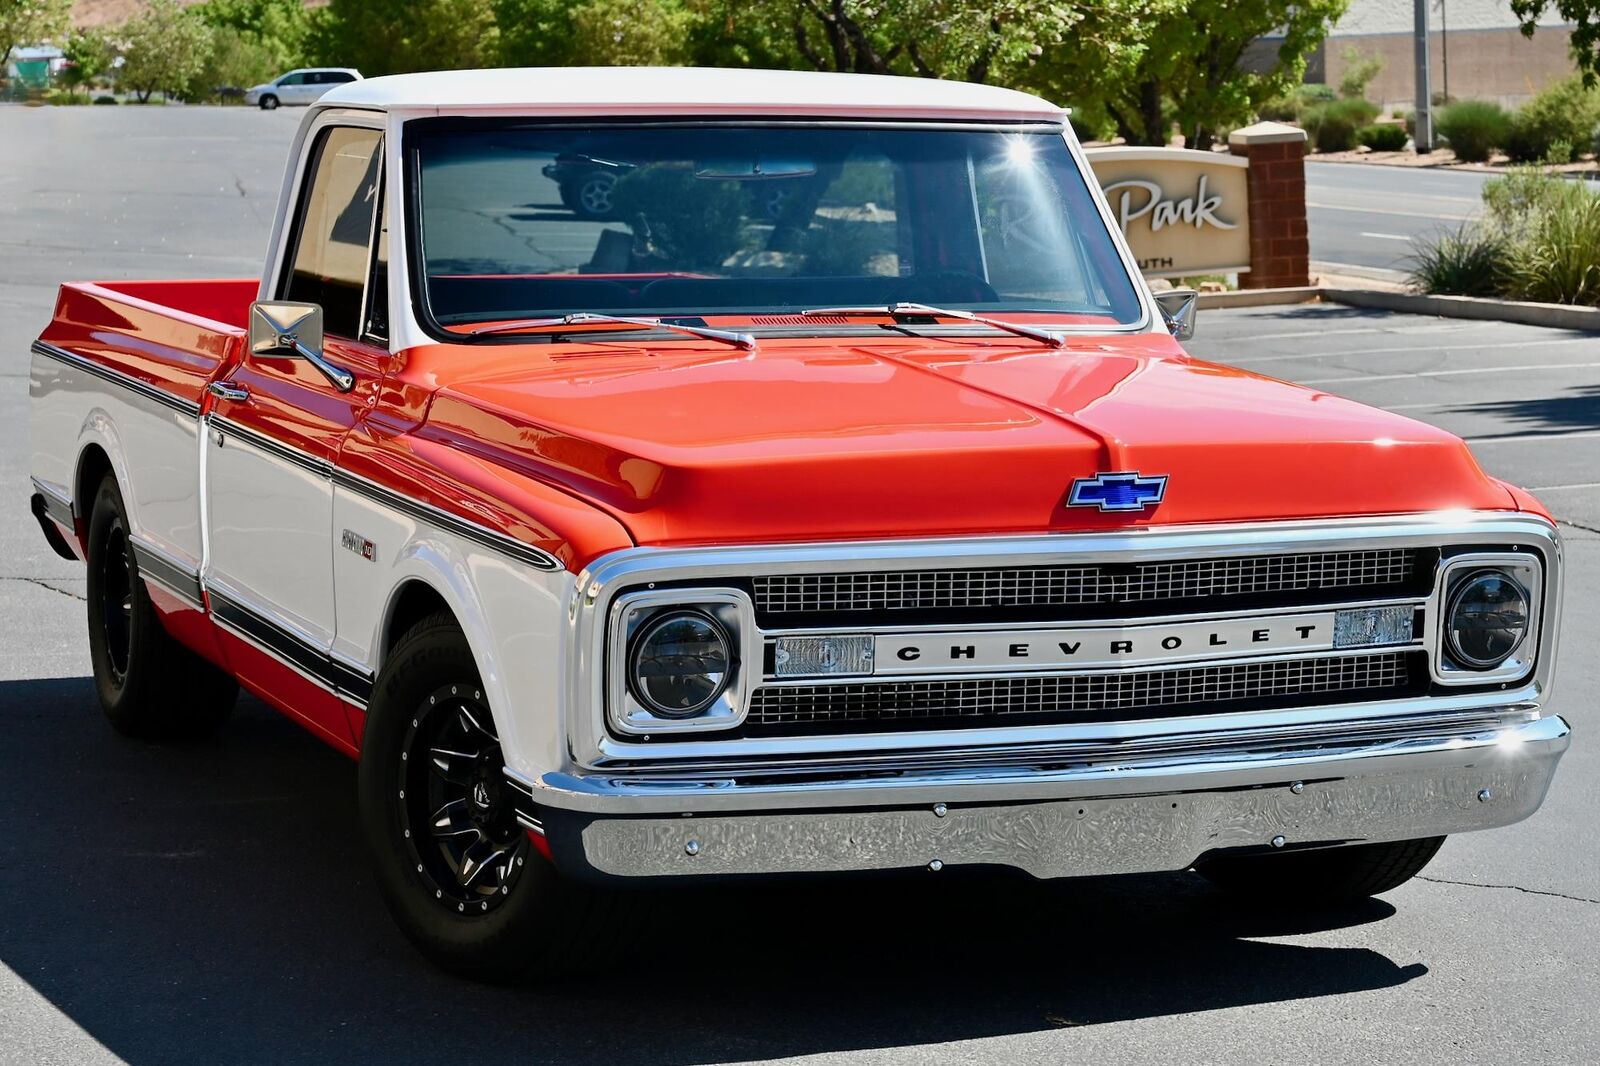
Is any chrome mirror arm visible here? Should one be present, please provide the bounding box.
[276,332,355,393]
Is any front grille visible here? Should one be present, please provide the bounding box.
[751,549,1423,621]
[744,652,1417,735]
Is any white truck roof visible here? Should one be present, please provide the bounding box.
[317,66,1067,122]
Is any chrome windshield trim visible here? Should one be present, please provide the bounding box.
[564,513,1562,770]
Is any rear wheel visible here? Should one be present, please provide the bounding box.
[359,611,608,981]
[1197,836,1446,904]
[570,171,617,219]
[85,473,237,739]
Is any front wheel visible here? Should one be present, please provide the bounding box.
[358,611,608,981]
[1197,836,1446,904]
[258,93,279,110]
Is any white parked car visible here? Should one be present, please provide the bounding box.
[244,68,362,110]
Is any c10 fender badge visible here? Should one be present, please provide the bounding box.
[341,528,376,561]
[1067,471,1168,512]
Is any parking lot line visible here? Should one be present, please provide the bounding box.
[1226,337,1598,366]
[1300,362,1600,385]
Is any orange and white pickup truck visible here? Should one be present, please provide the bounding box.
[28,67,1568,979]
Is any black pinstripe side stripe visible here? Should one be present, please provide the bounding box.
[129,541,203,608]
[32,340,202,418]
[208,588,374,705]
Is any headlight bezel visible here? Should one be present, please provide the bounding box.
[1432,552,1543,685]
[606,587,757,736]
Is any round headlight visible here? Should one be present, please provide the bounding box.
[1446,569,1530,669]
[628,611,732,718]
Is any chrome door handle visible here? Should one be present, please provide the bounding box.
[207,380,250,402]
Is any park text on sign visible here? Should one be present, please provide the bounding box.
[1084,147,1251,278]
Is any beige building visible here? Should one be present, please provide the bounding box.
[1312,0,1577,112]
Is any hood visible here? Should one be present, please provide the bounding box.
[409,333,1514,546]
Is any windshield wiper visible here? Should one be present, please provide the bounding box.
[469,312,757,350]
[801,302,1066,348]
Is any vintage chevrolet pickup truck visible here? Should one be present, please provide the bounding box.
[29,68,1569,978]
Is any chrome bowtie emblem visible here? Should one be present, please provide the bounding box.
[1067,471,1168,512]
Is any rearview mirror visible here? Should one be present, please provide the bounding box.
[1153,289,1198,342]
[694,157,817,181]
[248,301,353,392]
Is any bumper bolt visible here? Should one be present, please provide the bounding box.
[1270,835,1287,849]
[1290,781,1305,795]
[933,803,948,818]
[928,859,944,872]
[1478,788,1493,803]
[684,839,701,856]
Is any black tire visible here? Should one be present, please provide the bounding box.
[258,93,279,110]
[358,611,608,981]
[1197,836,1446,904]
[85,473,237,739]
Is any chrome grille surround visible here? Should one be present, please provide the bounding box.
[566,513,1562,770]
[747,652,1415,732]
[752,548,1418,616]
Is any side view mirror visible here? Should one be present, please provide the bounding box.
[248,301,354,392]
[1153,289,1198,342]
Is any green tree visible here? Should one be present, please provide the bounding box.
[191,0,313,73]
[572,0,696,66]
[60,29,115,99]
[309,0,498,76]
[1513,1,1600,84]
[700,1,1103,84]
[1,0,70,70]
[117,0,214,102]
[494,0,579,67]
[1074,0,1348,149]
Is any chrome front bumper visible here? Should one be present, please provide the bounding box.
[512,714,1570,881]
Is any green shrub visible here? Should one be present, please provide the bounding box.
[1483,166,1569,231]
[1506,182,1600,305]
[1506,76,1600,163]
[610,164,746,270]
[1358,123,1409,151]
[93,94,118,105]
[1435,101,1512,163]
[1258,83,1336,123]
[1304,98,1380,152]
[1407,225,1510,297]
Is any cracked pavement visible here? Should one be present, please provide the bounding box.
[0,107,1597,1066]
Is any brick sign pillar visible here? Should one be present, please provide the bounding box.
[1228,121,1310,289]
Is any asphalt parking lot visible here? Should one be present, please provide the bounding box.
[1,107,1597,1066]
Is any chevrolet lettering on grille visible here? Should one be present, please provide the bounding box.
[873,613,1339,674]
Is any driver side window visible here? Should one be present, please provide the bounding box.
[282,127,383,338]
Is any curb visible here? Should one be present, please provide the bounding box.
[1322,289,1600,332]
[1195,287,1320,309]
[1190,285,1600,331]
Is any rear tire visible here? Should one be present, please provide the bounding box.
[1197,836,1446,904]
[358,611,609,981]
[85,473,237,739]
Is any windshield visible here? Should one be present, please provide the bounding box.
[409,122,1144,333]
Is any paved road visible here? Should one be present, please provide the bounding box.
[2,108,1598,1066]
[1306,161,1492,274]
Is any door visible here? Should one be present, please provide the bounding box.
[203,125,386,731]
[278,72,313,105]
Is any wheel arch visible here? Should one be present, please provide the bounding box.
[73,440,117,543]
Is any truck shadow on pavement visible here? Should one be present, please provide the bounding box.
[0,678,1426,1065]
[1449,385,1600,437]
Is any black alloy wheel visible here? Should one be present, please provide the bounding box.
[98,515,134,685]
[84,472,237,739]
[360,610,612,981]
[401,682,529,915]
